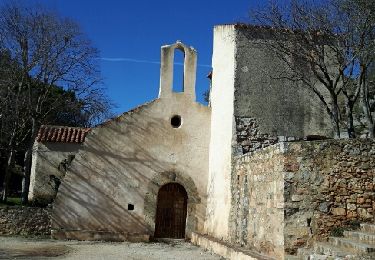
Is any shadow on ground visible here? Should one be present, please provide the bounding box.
[0,244,70,259]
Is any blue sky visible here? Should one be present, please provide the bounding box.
[22,1,270,114]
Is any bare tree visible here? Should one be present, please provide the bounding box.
[334,0,375,138]
[252,0,375,138]
[0,50,30,202]
[0,2,112,203]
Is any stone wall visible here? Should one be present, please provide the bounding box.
[233,24,333,140]
[204,24,235,240]
[234,117,278,155]
[283,139,375,254]
[231,145,285,259]
[0,206,51,236]
[231,139,375,258]
[205,24,333,243]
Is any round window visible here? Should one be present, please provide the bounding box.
[171,115,182,128]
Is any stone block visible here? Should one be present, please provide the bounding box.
[357,208,372,219]
[286,227,310,237]
[291,195,304,202]
[284,162,300,172]
[347,204,357,211]
[319,202,329,213]
[332,208,346,216]
[347,211,357,218]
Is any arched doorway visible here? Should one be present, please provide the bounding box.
[154,183,188,238]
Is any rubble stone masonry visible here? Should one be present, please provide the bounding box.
[231,139,375,258]
[234,116,278,155]
[0,206,51,236]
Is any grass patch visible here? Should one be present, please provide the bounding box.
[0,197,23,207]
[330,227,345,237]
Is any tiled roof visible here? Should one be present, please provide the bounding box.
[36,125,91,143]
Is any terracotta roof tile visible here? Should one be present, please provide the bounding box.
[36,125,91,143]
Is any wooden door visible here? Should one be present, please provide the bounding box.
[154,183,188,238]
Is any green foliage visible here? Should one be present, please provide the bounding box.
[346,220,361,230]
[330,227,345,237]
[0,197,22,207]
[330,220,361,237]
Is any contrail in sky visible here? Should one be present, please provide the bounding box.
[98,57,212,68]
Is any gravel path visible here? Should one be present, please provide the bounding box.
[0,236,223,260]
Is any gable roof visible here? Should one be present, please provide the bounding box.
[97,99,157,127]
[36,125,91,143]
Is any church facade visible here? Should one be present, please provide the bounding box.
[29,25,374,259]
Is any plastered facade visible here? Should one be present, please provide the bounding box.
[51,42,211,240]
[204,25,236,240]
[233,25,332,139]
[29,142,81,205]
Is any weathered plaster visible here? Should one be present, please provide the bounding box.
[29,142,81,205]
[233,25,332,139]
[52,42,211,240]
[159,41,197,101]
[204,25,236,240]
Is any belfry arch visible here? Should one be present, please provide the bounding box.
[158,41,197,100]
[172,47,185,93]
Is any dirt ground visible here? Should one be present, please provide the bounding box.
[0,236,223,260]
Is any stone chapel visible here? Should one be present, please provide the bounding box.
[28,24,375,259]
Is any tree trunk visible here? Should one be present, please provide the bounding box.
[21,148,32,204]
[1,131,17,202]
[331,97,341,138]
[369,124,375,138]
[345,99,356,138]
[2,150,15,202]
[365,115,375,138]
[21,118,38,205]
[361,80,375,138]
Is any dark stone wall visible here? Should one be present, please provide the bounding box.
[234,116,278,155]
[232,25,332,146]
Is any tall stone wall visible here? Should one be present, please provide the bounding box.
[231,145,285,259]
[204,25,236,240]
[0,206,51,236]
[233,25,333,142]
[206,24,334,247]
[231,139,375,258]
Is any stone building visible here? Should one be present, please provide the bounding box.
[29,25,374,259]
[29,126,90,205]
